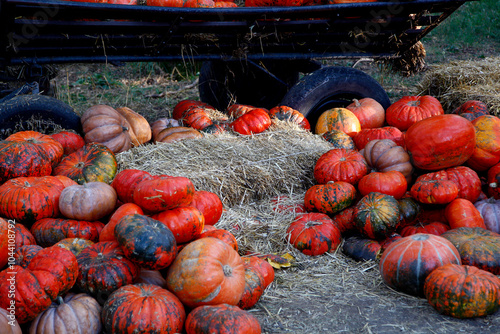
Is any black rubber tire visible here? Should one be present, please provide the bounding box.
[0,95,82,139]
[280,66,391,131]
[198,60,300,111]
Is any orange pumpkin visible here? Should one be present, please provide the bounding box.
[315,108,361,136]
[466,115,500,171]
[115,107,152,146]
[345,98,385,129]
[386,95,444,131]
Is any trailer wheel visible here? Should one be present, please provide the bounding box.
[279,66,391,131]
[0,95,82,139]
[198,60,300,111]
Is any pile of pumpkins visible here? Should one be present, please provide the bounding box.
[0,127,274,333]
[277,96,500,320]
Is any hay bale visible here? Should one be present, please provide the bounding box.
[414,57,500,115]
[116,122,332,208]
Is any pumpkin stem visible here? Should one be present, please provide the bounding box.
[489,182,498,189]
[353,99,361,107]
[56,295,65,305]
[75,161,85,168]
[222,264,233,277]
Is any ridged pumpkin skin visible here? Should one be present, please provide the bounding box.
[386,95,444,131]
[410,179,459,205]
[358,170,407,200]
[331,206,356,235]
[13,222,36,248]
[286,213,342,256]
[342,236,382,262]
[314,148,368,185]
[415,166,481,203]
[173,99,214,120]
[99,202,144,242]
[230,108,272,135]
[152,206,205,244]
[0,265,54,324]
[0,176,65,226]
[397,197,422,228]
[441,227,500,275]
[237,266,266,310]
[405,114,476,170]
[59,182,118,221]
[50,130,86,156]
[242,256,275,289]
[487,162,500,199]
[399,222,450,237]
[424,264,500,319]
[0,307,22,334]
[345,97,385,129]
[474,197,500,234]
[154,126,203,143]
[110,169,154,204]
[29,293,102,334]
[353,126,404,151]
[445,198,485,229]
[179,107,214,130]
[13,244,43,268]
[226,104,258,118]
[321,129,356,150]
[6,130,64,168]
[102,283,186,334]
[30,218,104,247]
[453,100,489,118]
[189,190,224,226]
[466,115,500,171]
[76,241,140,304]
[115,214,178,270]
[198,228,239,252]
[379,234,461,297]
[133,175,195,213]
[315,107,361,136]
[54,238,95,257]
[354,192,401,240]
[115,106,152,145]
[268,105,311,130]
[166,237,246,308]
[185,304,262,334]
[304,181,356,215]
[52,142,118,185]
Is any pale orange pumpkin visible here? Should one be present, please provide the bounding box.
[115,107,152,146]
[315,108,361,137]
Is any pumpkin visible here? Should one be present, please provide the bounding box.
[185,304,261,334]
[115,106,152,145]
[360,139,413,183]
[198,228,239,252]
[379,234,461,297]
[52,142,118,185]
[268,105,311,130]
[487,162,500,199]
[286,213,342,256]
[201,122,230,135]
[154,126,203,143]
[0,307,21,334]
[424,264,500,319]
[166,237,246,308]
[466,115,500,171]
[30,218,104,247]
[315,107,361,136]
[303,181,356,215]
[226,104,259,119]
[0,176,65,226]
[76,241,140,304]
[188,190,224,226]
[353,126,404,150]
[150,118,181,138]
[405,114,476,170]
[345,97,385,129]
[453,100,489,121]
[27,245,79,296]
[441,227,500,275]
[132,175,195,213]
[13,222,36,248]
[49,130,86,156]
[102,283,185,334]
[59,182,117,221]
[110,169,154,204]
[81,105,133,153]
[397,197,422,228]
[0,217,12,269]
[0,133,54,183]
[410,179,459,205]
[314,148,368,185]
[385,95,444,131]
[29,293,102,334]
[13,244,43,268]
[237,265,266,310]
[242,256,275,289]
[379,232,403,252]
[342,236,382,262]
[474,197,500,233]
[321,129,357,150]
[134,268,168,288]
[115,214,178,270]
[358,170,407,200]
[445,198,485,229]
[399,221,450,237]
[99,202,144,242]
[354,192,401,240]
[151,206,205,244]
[173,99,214,119]
[54,238,95,256]
[330,206,356,235]
[230,108,272,135]
[6,130,64,168]
[0,265,54,323]
[414,166,481,203]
